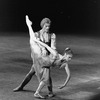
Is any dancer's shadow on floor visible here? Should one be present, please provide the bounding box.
[19,89,35,93]
[21,89,70,100]
[44,96,70,100]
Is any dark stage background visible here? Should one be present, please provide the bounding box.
[0,0,100,35]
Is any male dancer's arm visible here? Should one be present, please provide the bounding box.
[51,33,56,50]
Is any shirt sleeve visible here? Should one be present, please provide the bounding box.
[51,33,56,50]
[35,32,40,40]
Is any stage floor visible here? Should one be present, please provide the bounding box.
[0,33,100,100]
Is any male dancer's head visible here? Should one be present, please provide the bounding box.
[40,18,51,33]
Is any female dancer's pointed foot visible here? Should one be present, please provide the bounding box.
[26,15,32,26]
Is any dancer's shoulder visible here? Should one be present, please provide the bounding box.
[35,31,40,39]
[51,33,56,39]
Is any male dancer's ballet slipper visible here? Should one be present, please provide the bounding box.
[13,86,23,92]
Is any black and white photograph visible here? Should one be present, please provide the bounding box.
[0,0,100,100]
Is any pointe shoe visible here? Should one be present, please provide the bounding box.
[26,15,32,26]
[34,92,45,99]
[13,86,23,92]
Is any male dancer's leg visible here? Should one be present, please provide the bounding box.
[13,66,35,92]
[47,76,55,97]
[48,77,53,93]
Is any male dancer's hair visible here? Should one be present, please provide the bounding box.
[40,18,51,28]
